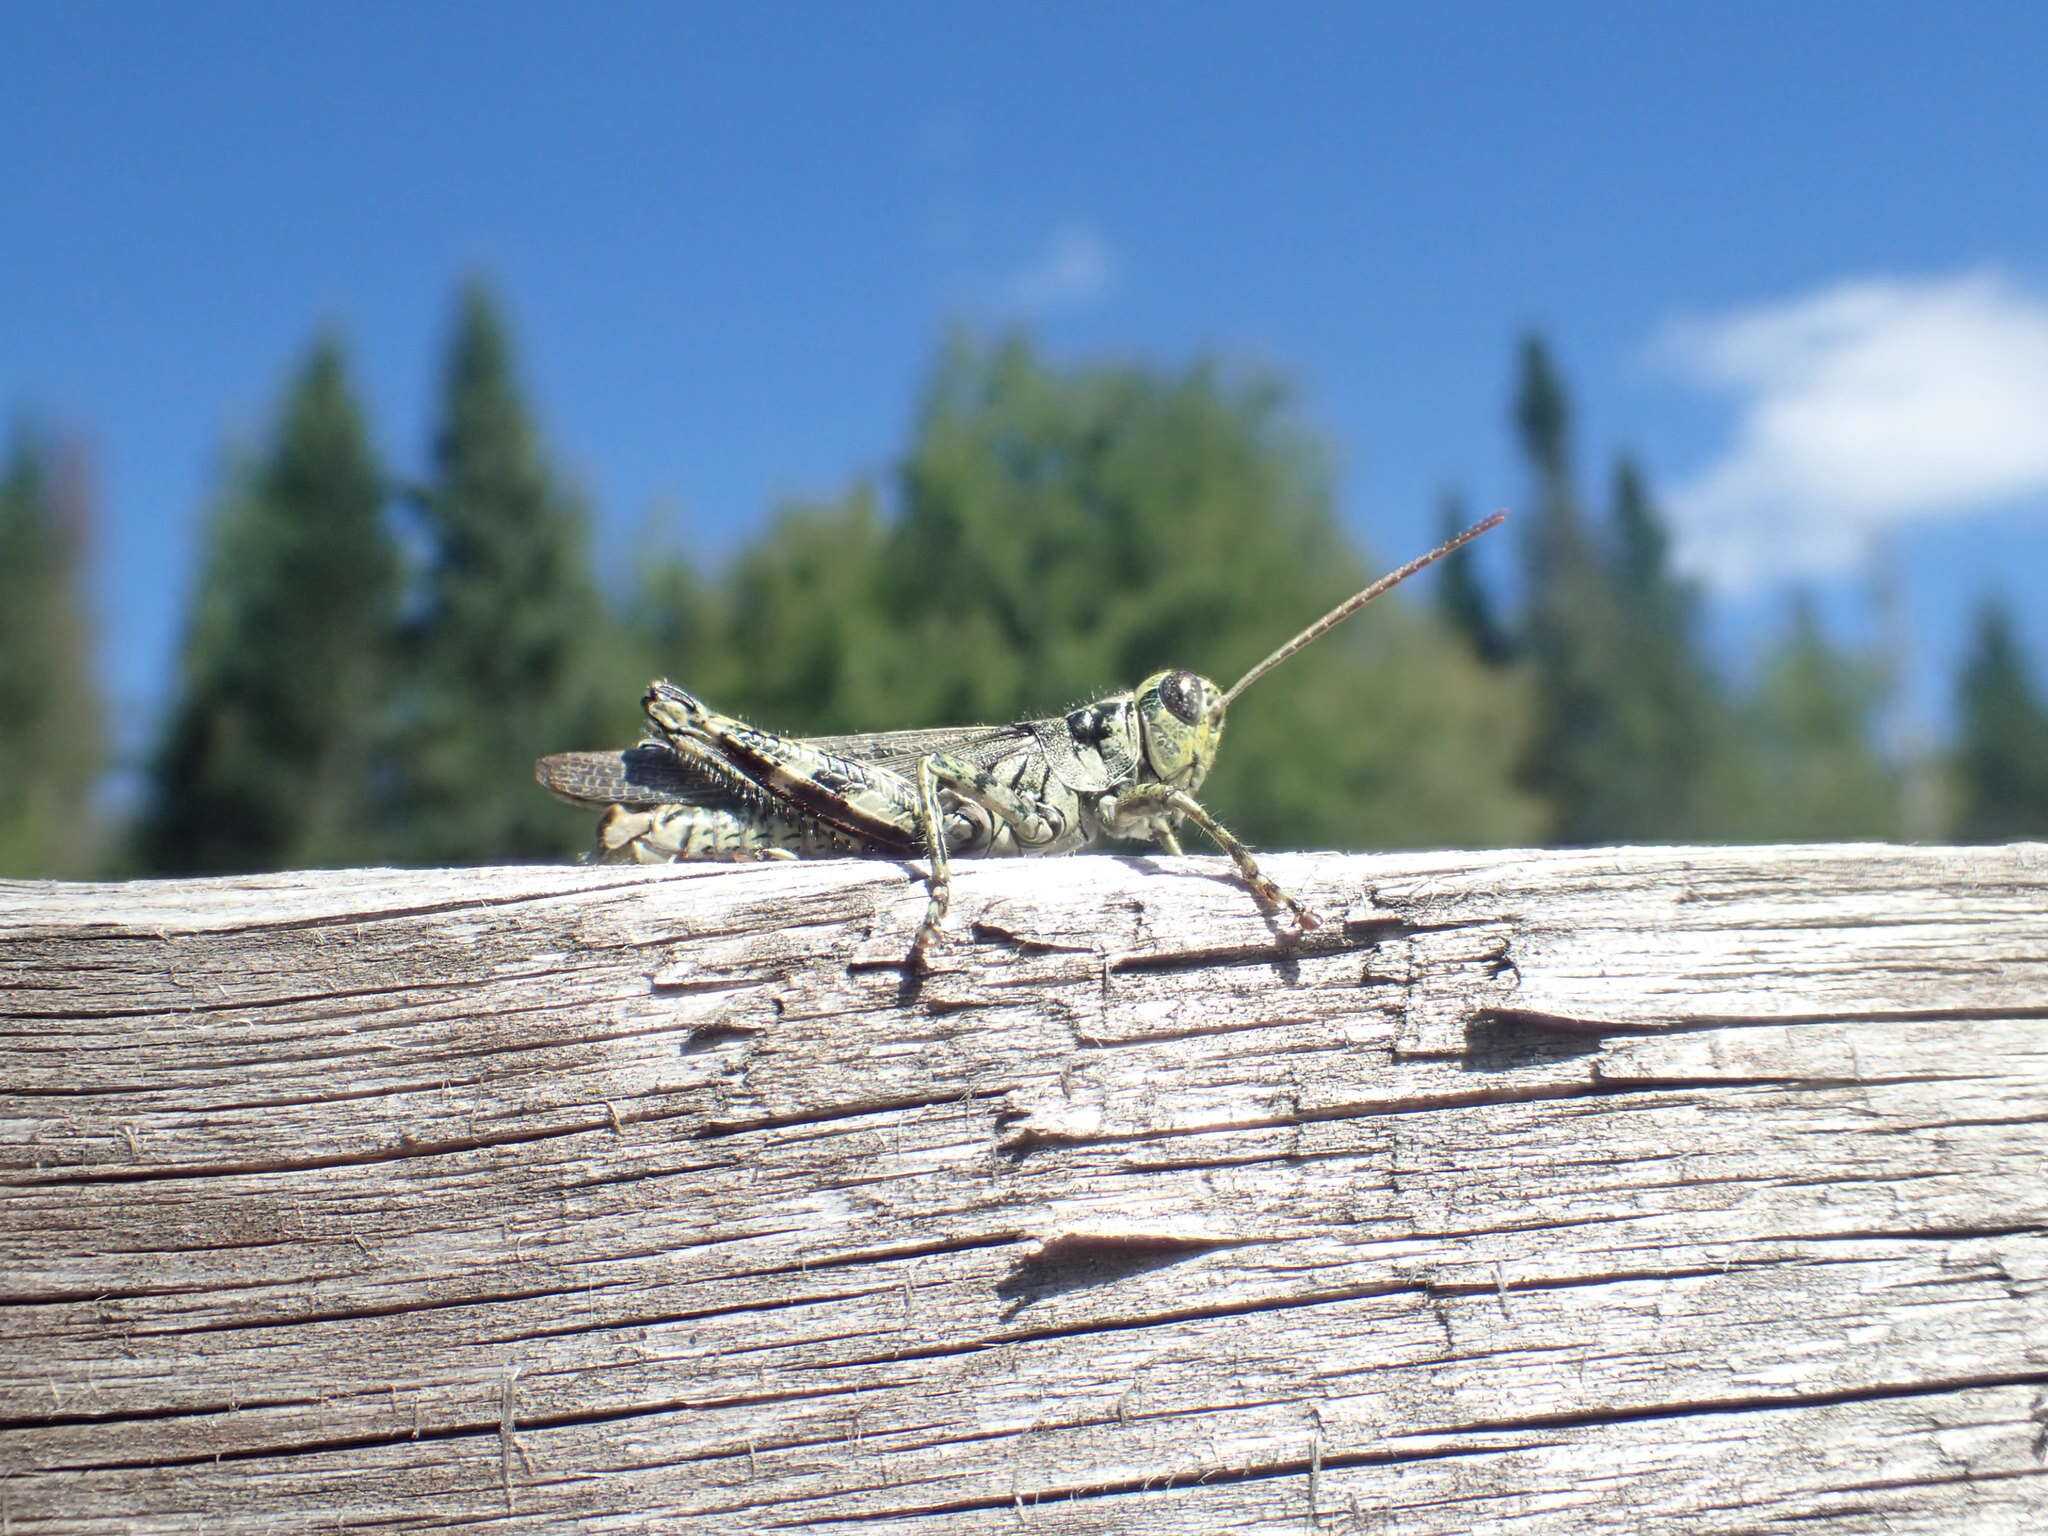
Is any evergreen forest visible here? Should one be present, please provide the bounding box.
[4,281,2047,879]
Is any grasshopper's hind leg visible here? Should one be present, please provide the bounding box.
[906,751,1071,969]
[908,758,954,970]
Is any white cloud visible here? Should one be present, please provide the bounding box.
[1000,224,1117,314]
[1660,270,2048,587]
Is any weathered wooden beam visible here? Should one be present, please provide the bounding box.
[3,844,2045,1533]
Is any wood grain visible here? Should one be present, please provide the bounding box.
[3,844,2045,1532]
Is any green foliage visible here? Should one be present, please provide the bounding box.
[1506,339,1744,845]
[1514,334,1574,494]
[1434,490,1513,668]
[393,281,635,862]
[139,339,397,873]
[889,335,1352,727]
[1596,455,1729,841]
[1512,336,1646,843]
[1953,598,2048,840]
[0,425,105,876]
[717,487,899,730]
[628,526,723,700]
[1610,456,1670,595]
[1711,598,1901,841]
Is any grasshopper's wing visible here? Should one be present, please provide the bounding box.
[796,722,1036,777]
[535,743,757,811]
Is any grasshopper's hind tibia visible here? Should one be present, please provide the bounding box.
[1102,784,1321,932]
[910,758,951,969]
[644,683,981,970]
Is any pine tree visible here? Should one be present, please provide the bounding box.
[395,281,631,862]
[0,424,105,876]
[1511,334,1625,844]
[1506,340,1736,845]
[1954,597,2048,840]
[1721,597,1900,842]
[1599,454,1724,840]
[1610,455,1670,597]
[139,338,398,873]
[1433,488,1512,667]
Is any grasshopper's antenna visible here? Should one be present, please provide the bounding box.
[1223,511,1508,706]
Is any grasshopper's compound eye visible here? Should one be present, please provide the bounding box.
[1136,670,1225,791]
[1158,670,1205,725]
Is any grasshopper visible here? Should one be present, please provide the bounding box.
[538,513,1504,967]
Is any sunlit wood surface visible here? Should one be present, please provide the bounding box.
[4,845,2045,1533]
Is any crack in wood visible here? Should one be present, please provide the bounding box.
[748,1371,2048,1527]
[996,1078,1634,1158]
[964,920,1099,957]
[678,1022,760,1054]
[3,1106,696,1186]
[692,1088,1010,1140]
[995,1233,1233,1313]
[1479,1003,2048,1039]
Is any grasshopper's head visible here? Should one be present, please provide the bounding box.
[1135,669,1227,790]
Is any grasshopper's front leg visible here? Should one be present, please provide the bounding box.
[1101,784,1321,932]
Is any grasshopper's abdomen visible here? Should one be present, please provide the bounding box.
[596,803,862,864]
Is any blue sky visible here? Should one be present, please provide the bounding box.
[8,2,2048,767]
